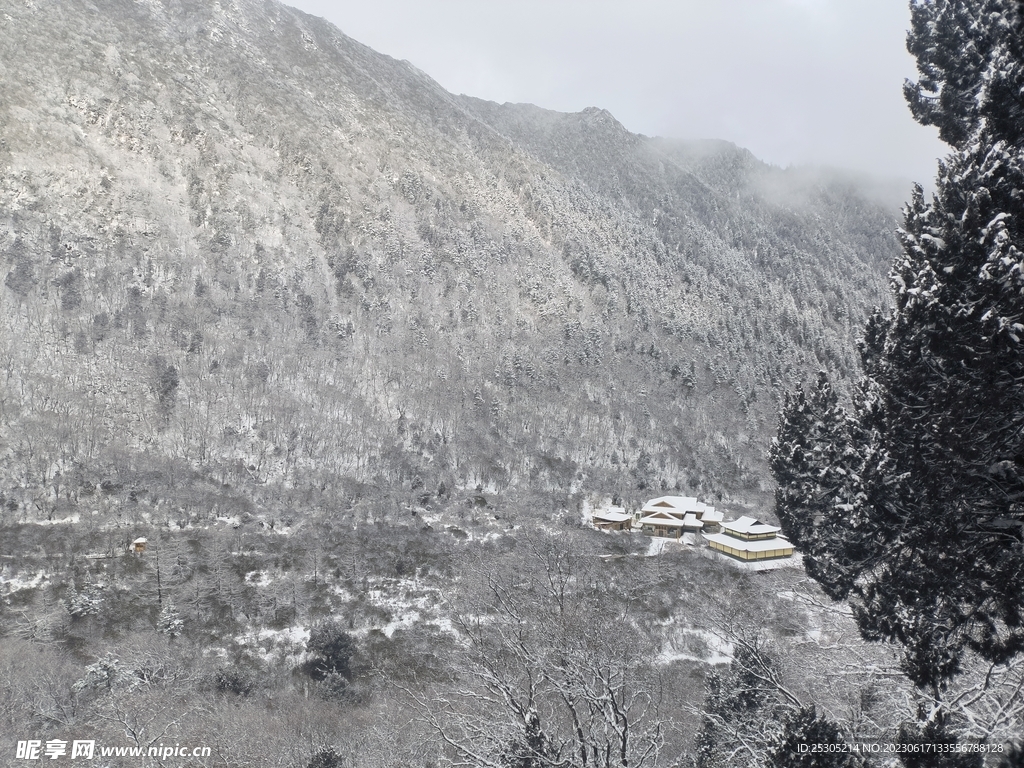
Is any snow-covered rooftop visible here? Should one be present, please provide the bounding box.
[722,516,780,536]
[641,496,725,522]
[641,496,698,513]
[638,514,686,527]
[592,507,632,523]
[701,508,724,524]
[702,532,793,553]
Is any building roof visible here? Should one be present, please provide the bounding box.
[701,508,724,524]
[593,507,632,523]
[702,532,793,553]
[641,496,726,522]
[132,537,148,545]
[641,496,698,514]
[638,514,686,528]
[722,516,781,536]
[681,513,704,529]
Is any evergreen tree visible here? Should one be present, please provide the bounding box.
[773,0,1024,716]
[770,372,867,599]
[770,385,819,550]
[306,747,344,768]
[995,742,1024,768]
[894,716,983,768]
[498,710,555,768]
[692,644,786,768]
[903,0,1015,147]
[769,707,864,768]
[305,621,357,681]
[156,602,184,637]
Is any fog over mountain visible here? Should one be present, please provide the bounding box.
[290,0,948,186]
[1,0,901,517]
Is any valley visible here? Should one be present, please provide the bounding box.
[8,0,1016,765]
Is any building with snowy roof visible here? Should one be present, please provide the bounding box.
[591,506,633,532]
[640,496,697,516]
[638,495,724,534]
[694,505,724,532]
[702,516,794,561]
[637,509,687,539]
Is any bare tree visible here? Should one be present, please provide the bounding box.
[398,537,673,767]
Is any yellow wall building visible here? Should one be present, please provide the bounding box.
[702,516,794,561]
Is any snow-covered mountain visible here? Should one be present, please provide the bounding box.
[0,0,900,515]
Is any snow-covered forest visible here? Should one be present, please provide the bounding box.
[1,0,1022,765]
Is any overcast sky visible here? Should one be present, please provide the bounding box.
[287,0,946,186]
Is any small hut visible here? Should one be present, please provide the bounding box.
[592,507,633,532]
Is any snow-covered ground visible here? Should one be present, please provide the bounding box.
[658,626,734,665]
[0,568,49,594]
[244,570,275,588]
[18,513,81,525]
[230,571,461,663]
[235,625,312,663]
[362,578,457,638]
[646,536,690,556]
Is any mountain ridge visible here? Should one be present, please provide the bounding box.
[0,0,899,521]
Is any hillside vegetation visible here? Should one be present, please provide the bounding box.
[0,0,899,522]
[7,1,1023,765]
